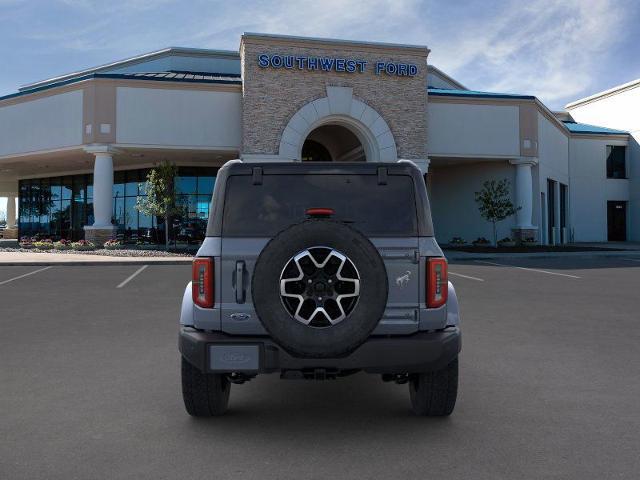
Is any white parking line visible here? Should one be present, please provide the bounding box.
[116,265,149,289]
[449,272,485,282]
[0,266,52,286]
[475,260,581,279]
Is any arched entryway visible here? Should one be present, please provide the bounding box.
[277,86,398,163]
[301,124,366,162]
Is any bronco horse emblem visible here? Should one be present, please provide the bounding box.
[395,270,411,287]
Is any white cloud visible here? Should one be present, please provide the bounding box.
[179,0,629,107]
[2,0,634,108]
[184,0,427,47]
[426,0,628,107]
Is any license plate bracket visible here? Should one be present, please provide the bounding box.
[209,345,260,372]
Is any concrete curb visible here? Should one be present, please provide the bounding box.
[444,250,640,261]
[0,259,193,266]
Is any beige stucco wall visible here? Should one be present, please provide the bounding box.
[116,86,242,148]
[427,101,520,157]
[0,90,83,157]
[240,35,428,159]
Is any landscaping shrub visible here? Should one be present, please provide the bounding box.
[71,240,96,251]
[33,239,54,250]
[103,239,123,250]
[54,239,73,250]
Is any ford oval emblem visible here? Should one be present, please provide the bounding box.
[230,312,251,321]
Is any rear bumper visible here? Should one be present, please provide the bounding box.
[179,327,461,375]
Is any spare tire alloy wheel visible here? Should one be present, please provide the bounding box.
[252,220,388,358]
[280,247,360,327]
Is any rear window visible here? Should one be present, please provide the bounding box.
[221,174,418,237]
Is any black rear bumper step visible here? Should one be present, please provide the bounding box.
[179,327,461,375]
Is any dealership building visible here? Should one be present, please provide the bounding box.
[0,33,637,245]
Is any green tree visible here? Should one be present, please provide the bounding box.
[136,161,182,250]
[474,179,519,246]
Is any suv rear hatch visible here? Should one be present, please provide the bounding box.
[216,165,428,336]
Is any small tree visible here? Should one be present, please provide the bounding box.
[136,161,181,250]
[474,179,519,246]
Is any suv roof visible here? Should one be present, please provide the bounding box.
[207,161,433,237]
[217,160,420,174]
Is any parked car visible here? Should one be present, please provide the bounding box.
[179,160,461,416]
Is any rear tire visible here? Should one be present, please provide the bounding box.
[409,357,458,416]
[181,357,230,417]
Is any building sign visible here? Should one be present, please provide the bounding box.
[257,53,418,77]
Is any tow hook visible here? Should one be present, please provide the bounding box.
[227,372,255,384]
[382,373,410,384]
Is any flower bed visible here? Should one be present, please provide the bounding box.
[70,240,96,251]
[448,236,468,247]
[19,236,34,249]
[103,239,123,250]
[472,237,491,246]
[54,239,73,250]
[497,237,516,247]
[3,236,191,257]
[0,246,190,257]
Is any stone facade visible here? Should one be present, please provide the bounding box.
[1,228,18,239]
[84,226,117,246]
[511,227,539,243]
[240,34,429,160]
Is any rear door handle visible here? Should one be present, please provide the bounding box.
[235,261,246,303]
[381,250,420,263]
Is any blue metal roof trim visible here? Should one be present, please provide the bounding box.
[428,87,535,100]
[562,121,628,135]
[0,72,242,102]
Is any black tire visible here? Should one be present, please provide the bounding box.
[181,357,230,417]
[409,357,458,416]
[252,219,388,358]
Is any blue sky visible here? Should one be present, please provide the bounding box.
[1,0,639,108]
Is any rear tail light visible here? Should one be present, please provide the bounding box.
[427,257,448,308]
[192,257,214,308]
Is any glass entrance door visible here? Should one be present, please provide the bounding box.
[607,201,627,241]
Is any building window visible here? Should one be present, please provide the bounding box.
[606,146,626,179]
[18,166,217,245]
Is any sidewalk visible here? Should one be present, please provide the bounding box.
[571,242,640,251]
[444,249,640,261]
[0,251,193,266]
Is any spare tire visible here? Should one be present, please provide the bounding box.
[252,219,388,358]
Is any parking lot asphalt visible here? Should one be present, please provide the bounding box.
[1,257,640,479]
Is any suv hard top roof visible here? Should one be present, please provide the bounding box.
[219,160,420,174]
[207,160,433,237]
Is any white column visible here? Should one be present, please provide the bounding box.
[83,146,118,245]
[6,195,17,228]
[84,145,117,245]
[510,158,538,229]
[91,151,114,227]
